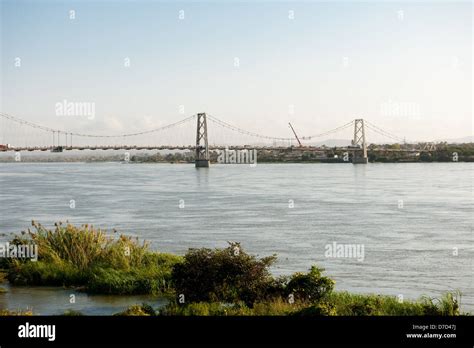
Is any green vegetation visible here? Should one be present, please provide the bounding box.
[159,299,306,316]
[0,309,33,316]
[368,143,474,162]
[62,309,84,316]
[3,142,473,164]
[131,152,194,163]
[160,244,462,316]
[134,143,474,163]
[114,303,156,316]
[170,243,335,307]
[285,266,335,302]
[320,291,460,316]
[0,271,7,293]
[0,222,465,316]
[171,242,279,305]
[128,292,461,316]
[2,221,181,294]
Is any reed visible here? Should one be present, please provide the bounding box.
[4,221,182,295]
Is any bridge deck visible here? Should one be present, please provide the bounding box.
[0,145,426,153]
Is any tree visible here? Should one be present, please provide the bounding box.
[286,266,334,303]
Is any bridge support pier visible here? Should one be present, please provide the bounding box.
[195,159,210,167]
[352,156,368,164]
[352,119,368,164]
[195,112,210,168]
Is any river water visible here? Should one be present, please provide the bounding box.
[0,162,472,313]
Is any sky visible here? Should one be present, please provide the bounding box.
[0,0,472,143]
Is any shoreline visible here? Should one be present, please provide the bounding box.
[0,222,467,316]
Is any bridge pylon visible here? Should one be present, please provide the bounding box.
[195,112,210,168]
[352,119,368,164]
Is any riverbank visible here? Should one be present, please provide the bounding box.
[1,142,474,163]
[0,222,465,316]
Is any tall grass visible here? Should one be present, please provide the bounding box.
[299,291,461,316]
[27,221,150,270]
[4,221,182,294]
[159,292,463,316]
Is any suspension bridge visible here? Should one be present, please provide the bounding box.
[0,112,415,166]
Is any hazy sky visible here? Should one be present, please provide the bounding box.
[1,0,472,143]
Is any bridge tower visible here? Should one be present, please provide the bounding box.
[195,112,210,167]
[352,119,368,164]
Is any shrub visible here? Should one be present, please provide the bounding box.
[139,303,157,316]
[62,310,84,316]
[285,266,335,303]
[171,242,277,305]
[250,299,306,315]
[346,296,381,315]
[115,303,156,316]
[293,302,337,316]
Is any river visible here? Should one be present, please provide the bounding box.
[0,162,472,313]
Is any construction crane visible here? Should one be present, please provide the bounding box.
[288,122,303,147]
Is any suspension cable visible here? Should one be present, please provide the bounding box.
[207,114,293,141]
[0,111,410,145]
[0,112,197,138]
[300,120,354,140]
[364,120,404,142]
